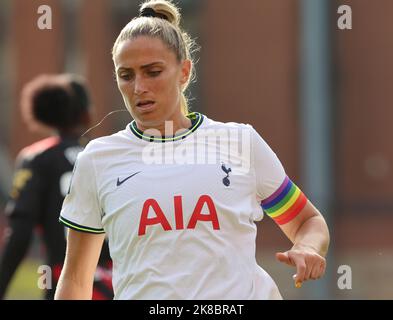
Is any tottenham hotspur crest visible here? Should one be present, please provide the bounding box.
[221,163,232,187]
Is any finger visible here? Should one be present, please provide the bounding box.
[311,260,326,279]
[305,258,320,280]
[290,254,306,283]
[310,262,322,280]
[293,274,303,288]
[319,261,326,277]
[276,252,295,266]
[304,261,314,281]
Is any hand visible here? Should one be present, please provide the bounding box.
[276,247,326,287]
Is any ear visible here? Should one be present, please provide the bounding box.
[180,59,192,87]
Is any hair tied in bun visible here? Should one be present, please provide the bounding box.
[140,7,169,21]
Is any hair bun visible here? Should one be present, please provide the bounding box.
[140,0,181,27]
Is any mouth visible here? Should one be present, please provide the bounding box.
[135,100,156,113]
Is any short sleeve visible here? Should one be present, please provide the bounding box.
[251,127,307,225]
[59,150,105,234]
[251,127,286,200]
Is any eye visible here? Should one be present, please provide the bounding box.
[119,74,131,81]
[119,74,133,81]
[147,70,162,77]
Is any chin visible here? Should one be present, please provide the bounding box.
[133,109,164,126]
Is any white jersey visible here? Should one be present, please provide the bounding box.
[60,112,287,300]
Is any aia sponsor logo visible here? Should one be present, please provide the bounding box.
[138,195,220,236]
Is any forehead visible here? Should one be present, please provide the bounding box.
[114,36,177,69]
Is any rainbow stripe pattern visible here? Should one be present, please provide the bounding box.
[261,176,307,225]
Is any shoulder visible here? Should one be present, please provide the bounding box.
[204,116,252,129]
[201,116,279,160]
[86,127,130,148]
[17,136,61,166]
[202,115,253,131]
[200,115,264,141]
[76,128,132,161]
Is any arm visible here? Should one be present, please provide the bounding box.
[250,126,330,286]
[0,216,34,299]
[55,229,105,300]
[0,156,44,299]
[276,200,330,285]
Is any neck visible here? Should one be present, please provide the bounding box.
[136,113,192,137]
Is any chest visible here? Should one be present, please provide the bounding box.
[97,160,256,234]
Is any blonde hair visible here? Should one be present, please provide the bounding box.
[112,0,197,115]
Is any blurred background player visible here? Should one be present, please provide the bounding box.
[0,74,113,300]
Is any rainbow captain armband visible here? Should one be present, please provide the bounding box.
[261,176,308,225]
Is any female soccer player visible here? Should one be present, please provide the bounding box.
[0,74,113,300]
[55,0,329,300]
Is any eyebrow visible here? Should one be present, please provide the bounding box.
[116,62,164,73]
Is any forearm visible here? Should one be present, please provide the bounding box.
[54,230,105,300]
[292,215,330,257]
[55,271,93,300]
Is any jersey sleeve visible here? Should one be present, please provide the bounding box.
[251,127,307,225]
[59,150,105,234]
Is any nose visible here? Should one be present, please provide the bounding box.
[134,74,147,96]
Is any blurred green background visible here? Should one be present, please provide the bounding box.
[5,258,42,300]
